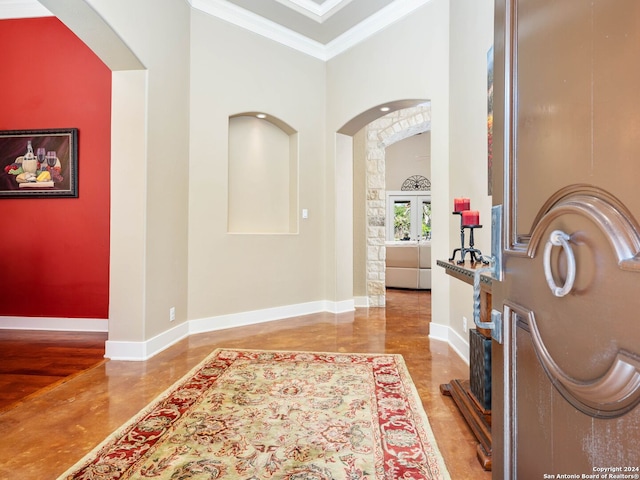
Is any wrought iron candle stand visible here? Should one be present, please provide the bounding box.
[449,212,489,264]
[460,224,487,264]
[449,212,465,262]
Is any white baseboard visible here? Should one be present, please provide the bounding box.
[105,298,356,361]
[105,321,190,361]
[429,322,469,365]
[0,300,474,366]
[190,299,354,334]
[0,316,108,332]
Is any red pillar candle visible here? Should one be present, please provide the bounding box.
[461,210,480,226]
[453,197,471,212]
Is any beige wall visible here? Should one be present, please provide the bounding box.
[327,0,452,326]
[385,132,431,191]
[187,12,327,320]
[352,129,367,298]
[228,116,296,234]
[448,0,495,343]
[329,0,494,345]
[103,0,191,342]
[41,0,494,358]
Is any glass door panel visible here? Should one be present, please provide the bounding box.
[419,196,432,240]
[386,193,432,241]
[393,199,412,240]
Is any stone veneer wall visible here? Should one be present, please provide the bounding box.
[365,105,431,306]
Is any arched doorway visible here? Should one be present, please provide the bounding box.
[362,104,431,306]
[343,101,431,307]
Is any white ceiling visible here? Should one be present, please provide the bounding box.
[0,0,433,59]
[219,0,399,43]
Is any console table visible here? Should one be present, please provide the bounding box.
[437,259,493,471]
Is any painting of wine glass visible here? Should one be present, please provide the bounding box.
[0,128,78,198]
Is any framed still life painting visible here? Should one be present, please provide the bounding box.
[0,128,78,198]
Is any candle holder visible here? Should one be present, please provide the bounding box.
[449,212,489,264]
[458,224,488,264]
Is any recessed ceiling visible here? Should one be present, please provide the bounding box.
[0,0,432,59]
[219,0,398,44]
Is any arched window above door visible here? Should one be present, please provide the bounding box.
[401,175,431,191]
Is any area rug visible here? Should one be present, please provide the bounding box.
[57,349,450,479]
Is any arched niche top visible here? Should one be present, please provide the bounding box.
[228,114,299,234]
[230,112,297,136]
[337,99,430,136]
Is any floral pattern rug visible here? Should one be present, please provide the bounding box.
[58,349,450,479]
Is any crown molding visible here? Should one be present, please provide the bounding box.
[2,0,433,61]
[190,0,328,60]
[272,0,355,22]
[325,0,432,59]
[191,0,432,60]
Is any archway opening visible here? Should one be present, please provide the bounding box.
[340,100,431,307]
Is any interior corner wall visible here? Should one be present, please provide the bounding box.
[0,17,111,320]
[448,0,495,341]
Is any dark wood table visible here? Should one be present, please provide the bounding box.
[437,259,493,471]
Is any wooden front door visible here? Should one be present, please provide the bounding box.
[491,0,640,477]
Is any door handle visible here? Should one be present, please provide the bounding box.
[469,205,504,343]
[543,230,576,297]
[472,258,503,343]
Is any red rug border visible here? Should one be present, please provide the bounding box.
[56,348,451,480]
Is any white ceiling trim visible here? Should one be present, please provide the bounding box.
[272,0,355,23]
[190,0,328,59]
[192,0,432,60]
[325,0,432,59]
[0,0,51,19]
[1,0,433,61]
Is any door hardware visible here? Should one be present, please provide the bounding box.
[472,258,503,344]
[543,229,576,297]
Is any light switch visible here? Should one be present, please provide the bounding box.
[302,209,308,219]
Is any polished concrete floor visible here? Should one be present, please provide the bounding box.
[0,289,491,479]
[0,330,107,411]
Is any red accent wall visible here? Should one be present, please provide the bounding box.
[0,17,111,319]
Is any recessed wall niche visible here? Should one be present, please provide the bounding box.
[228,113,298,234]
